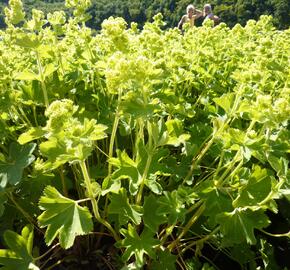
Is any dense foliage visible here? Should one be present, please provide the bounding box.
[0,0,289,30]
[88,0,290,29]
[0,0,290,269]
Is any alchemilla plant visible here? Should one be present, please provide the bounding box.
[0,0,289,269]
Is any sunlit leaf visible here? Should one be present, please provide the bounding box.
[14,71,40,81]
[0,225,38,270]
[233,166,275,208]
[213,93,236,114]
[109,150,140,195]
[38,186,93,249]
[18,127,46,145]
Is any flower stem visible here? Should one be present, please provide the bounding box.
[136,121,154,205]
[36,51,49,108]
[108,89,122,177]
[168,201,205,251]
[79,160,119,241]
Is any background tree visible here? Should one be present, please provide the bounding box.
[0,0,289,29]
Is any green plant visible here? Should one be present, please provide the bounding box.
[0,1,289,269]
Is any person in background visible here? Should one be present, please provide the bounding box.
[178,4,203,30]
[203,4,220,25]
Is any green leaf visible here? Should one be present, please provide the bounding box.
[259,239,281,270]
[19,81,45,106]
[36,45,55,59]
[267,156,288,179]
[4,225,33,261]
[233,166,274,208]
[14,71,40,81]
[166,134,191,147]
[177,186,198,205]
[38,117,108,170]
[39,117,107,170]
[38,137,70,170]
[144,174,163,194]
[216,208,270,245]
[165,119,191,146]
[116,225,159,268]
[213,93,236,114]
[143,195,166,232]
[158,191,186,224]
[228,128,245,145]
[0,225,38,270]
[228,244,256,265]
[199,186,233,226]
[269,59,285,72]
[119,116,133,136]
[43,63,56,78]
[108,188,142,226]
[120,95,161,118]
[15,34,41,49]
[101,177,121,195]
[18,127,46,145]
[38,186,93,249]
[0,143,36,188]
[137,144,170,178]
[21,225,34,255]
[151,249,177,270]
[165,119,183,137]
[150,119,168,147]
[110,150,141,195]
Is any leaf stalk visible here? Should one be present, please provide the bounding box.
[79,160,119,241]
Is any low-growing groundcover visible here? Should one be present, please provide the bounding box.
[0,0,290,269]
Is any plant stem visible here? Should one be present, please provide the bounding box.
[183,136,214,184]
[76,198,92,203]
[186,199,204,215]
[108,89,122,177]
[215,149,241,186]
[79,160,119,241]
[59,166,68,197]
[79,160,102,215]
[103,90,122,221]
[181,226,220,254]
[18,106,33,127]
[184,88,245,184]
[72,164,85,200]
[215,119,256,186]
[212,150,225,181]
[34,243,60,261]
[168,202,205,251]
[159,224,175,246]
[136,121,154,205]
[7,192,35,226]
[45,259,62,270]
[36,51,49,108]
[11,106,29,126]
[133,118,145,160]
[260,229,290,238]
[32,106,39,127]
[7,192,44,235]
[183,115,232,185]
